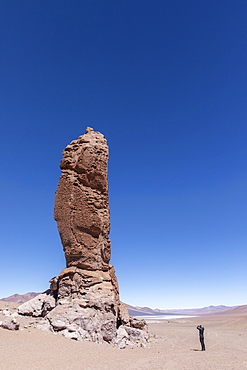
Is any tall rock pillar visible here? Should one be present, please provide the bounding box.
[18,127,149,348]
[54,127,111,271]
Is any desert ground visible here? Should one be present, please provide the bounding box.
[1,301,247,370]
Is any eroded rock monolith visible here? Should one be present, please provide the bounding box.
[54,126,111,271]
[18,127,149,347]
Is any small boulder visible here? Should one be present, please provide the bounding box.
[2,309,10,316]
[18,292,55,317]
[130,316,147,330]
[114,326,129,349]
[1,316,19,330]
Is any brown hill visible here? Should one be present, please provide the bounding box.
[126,304,168,317]
[221,304,247,315]
[0,292,40,304]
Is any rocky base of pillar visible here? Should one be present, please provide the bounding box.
[18,268,149,348]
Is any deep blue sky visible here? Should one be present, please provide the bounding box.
[1,0,246,308]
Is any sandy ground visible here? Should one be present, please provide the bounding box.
[0,302,247,370]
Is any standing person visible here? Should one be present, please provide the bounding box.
[197,325,205,351]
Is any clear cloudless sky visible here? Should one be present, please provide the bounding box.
[1,0,246,309]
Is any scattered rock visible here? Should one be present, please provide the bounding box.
[1,316,19,330]
[2,309,10,316]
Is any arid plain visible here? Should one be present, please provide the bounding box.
[1,301,247,370]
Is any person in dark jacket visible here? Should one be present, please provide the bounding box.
[197,325,205,351]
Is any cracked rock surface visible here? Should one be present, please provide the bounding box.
[54,127,111,271]
[18,128,149,348]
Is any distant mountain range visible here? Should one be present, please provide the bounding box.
[0,292,40,304]
[126,304,237,316]
[1,293,245,316]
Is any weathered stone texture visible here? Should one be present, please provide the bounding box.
[54,127,111,270]
[18,292,56,317]
[18,127,149,348]
[0,316,19,331]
